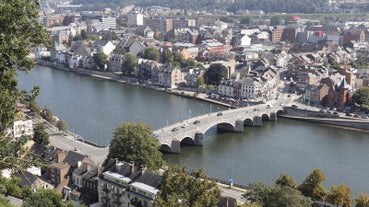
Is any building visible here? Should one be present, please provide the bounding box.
[127,12,144,27]
[98,159,162,207]
[12,118,33,139]
[101,16,117,30]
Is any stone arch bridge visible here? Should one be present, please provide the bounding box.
[153,105,285,153]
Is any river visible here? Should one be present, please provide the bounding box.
[17,65,369,195]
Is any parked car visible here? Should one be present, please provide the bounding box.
[172,127,179,132]
[193,120,200,124]
[181,123,188,128]
[217,112,223,116]
[291,104,298,108]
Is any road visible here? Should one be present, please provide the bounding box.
[33,117,108,164]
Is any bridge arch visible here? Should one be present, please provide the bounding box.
[180,136,194,146]
[276,109,285,116]
[160,144,172,153]
[244,118,254,126]
[261,114,270,121]
[216,121,236,132]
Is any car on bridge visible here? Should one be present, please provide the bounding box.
[193,120,200,124]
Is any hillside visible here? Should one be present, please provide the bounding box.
[71,0,327,13]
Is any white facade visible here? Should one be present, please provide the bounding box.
[13,119,33,138]
[101,16,117,30]
[218,80,234,97]
[128,12,144,27]
[69,55,83,69]
[34,47,51,59]
[100,41,116,55]
[240,78,262,99]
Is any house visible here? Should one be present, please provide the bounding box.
[16,171,54,192]
[98,159,162,207]
[91,40,116,56]
[71,161,101,204]
[108,54,125,73]
[231,34,251,47]
[12,118,33,139]
[157,65,185,88]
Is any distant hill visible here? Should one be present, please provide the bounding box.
[71,0,327,14]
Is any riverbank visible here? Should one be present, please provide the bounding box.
[36,60,231,108]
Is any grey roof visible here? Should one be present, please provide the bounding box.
[64,151,87,167]
[16,171,38,187]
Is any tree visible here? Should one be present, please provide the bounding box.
[154,165,221,207]
[275,173,297,188]
[122,53,137,75]
[105,122,165,170]
[92,52,108,70]
[23,189,80,207]
[204,63,228,85]
[161,49,174,65]
[197,76,205,90]
[0,0,48,171]
[0,197,14,207]
[351,87,369,109]
[240,17,252,25]
[80,29,87,39]
[245,182,312,207]
[298,169,327,201]
[355,193,369,207]
[56,120,68,133]
[270,16,281,26]
[33,123,49,147]
[327,183,353,207]
[143,47,161,62]
[40,108,55,123]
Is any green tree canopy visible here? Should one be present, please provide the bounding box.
[143,47,161,62]
[298,169,327,201]
[122,53,137,75]
[245,182,312,207]
[40,108,55,123]
[355,193,369,207]
[327,183,353,207]
[23,189,81,207]
[0,0,48,171]
[204,63,228,85]
[351,87,369,109]
[105,122,165,170]
[33,123,49,147]
[275,173,297,188]
[154,165,221,207]
[56,120,68,132]
[92,52,108,70]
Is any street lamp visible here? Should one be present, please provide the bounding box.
[227,167,233,188]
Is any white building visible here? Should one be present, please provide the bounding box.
[98,160,162,207]
[128,12,144,27]
[101,16,117,30]
[13,119,33,139]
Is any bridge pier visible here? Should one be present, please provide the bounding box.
[235,120,244,133]
[253,116,262,127]
[270,112,277,122]
[194,133,204,146]
[171,140,181,154]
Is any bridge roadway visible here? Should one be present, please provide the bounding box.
[154,103,285,153]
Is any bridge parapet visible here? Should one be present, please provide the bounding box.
[155,104,285,153]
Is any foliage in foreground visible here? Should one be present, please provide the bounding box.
[105,122,165,170]
[154,165,221,207]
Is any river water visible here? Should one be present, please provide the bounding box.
[17,65,369,195]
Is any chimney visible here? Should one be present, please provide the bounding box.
[129,161,135,175]
[140,165,147,176]
[97,162,102,176]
